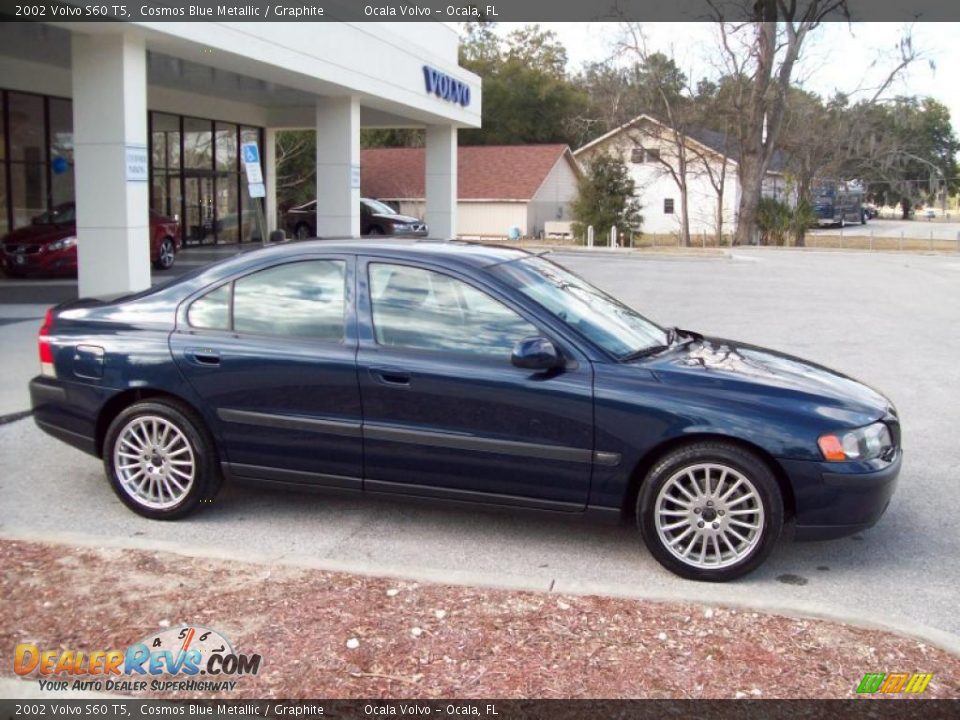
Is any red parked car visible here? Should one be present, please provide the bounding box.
[1,202,181,278]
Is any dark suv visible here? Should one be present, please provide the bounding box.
[285,198,429,239]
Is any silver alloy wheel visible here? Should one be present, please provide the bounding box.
[113,415,195,510]
[654,462,765,569]
[159,239,175,268]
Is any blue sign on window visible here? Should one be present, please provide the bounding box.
[241,143,260,165]
[423,66,471,107]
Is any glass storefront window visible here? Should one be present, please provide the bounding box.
[0,168,8,238]
[10,160,47,229]
[0,92,5,162]
[216,174,240,244]
[1,93,264,243]
[215,122,237,172]
[152,113,180,170]
[183,117,212,170]
[8,92,44,164]
[49,97,74,207]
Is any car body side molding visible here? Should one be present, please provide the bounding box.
[363,422,594,464]
[217,408,362,437]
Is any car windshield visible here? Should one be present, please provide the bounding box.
[490,255,669,359]
[32,203,76,225]
[363,199,397,216]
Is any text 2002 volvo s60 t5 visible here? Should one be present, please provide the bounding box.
[29,241,901,581]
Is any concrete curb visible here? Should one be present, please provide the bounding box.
[0,410,31,426]
[4,529,959,659]
[518,244,732,259]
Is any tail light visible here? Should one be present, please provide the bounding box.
[38,308,56,378]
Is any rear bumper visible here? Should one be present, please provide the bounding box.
[782,451,902,541]
[30,376,99,456]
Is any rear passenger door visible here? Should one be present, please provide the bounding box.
[169,255,363,489]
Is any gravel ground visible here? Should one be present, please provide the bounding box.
[2,539,957,700]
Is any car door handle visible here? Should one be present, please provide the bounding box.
[185,348,221,367]
[370,367,411,386]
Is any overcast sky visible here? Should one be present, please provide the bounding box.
[494,22,960,136]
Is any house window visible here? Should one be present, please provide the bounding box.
[630,147,660,164]
[664,198,675,214]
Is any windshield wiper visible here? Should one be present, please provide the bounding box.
[618,344,672,362]
[619,326,699,363]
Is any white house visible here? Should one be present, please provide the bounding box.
[574,114,787,237]
[0,21,480,296]
[361,144,580,238]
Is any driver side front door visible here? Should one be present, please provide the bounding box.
[356,258,595,510]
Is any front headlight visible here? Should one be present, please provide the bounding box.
[47,236,77,252]
[818,422,893,462]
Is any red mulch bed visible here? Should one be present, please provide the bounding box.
[1,538,957,699]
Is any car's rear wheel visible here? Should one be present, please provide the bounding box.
[638,442,783,581]
[153,237,176,270]
[103,399,221,520]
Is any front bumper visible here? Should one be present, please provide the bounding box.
[2,248,77,276]
[782,450,902,540]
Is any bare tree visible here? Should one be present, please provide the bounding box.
[618,25,698,246]
[709,0,848,245]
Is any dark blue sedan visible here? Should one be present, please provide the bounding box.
[29,240,901,581]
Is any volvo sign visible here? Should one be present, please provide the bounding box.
[423,66,471,107]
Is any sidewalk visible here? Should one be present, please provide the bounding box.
[2,538,957,699]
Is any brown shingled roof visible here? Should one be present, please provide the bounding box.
[361,144,575,201]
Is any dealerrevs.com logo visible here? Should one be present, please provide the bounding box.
[856,672,933,694]
[14,625,261,693]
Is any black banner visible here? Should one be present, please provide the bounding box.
[0,0,959,23]
[2,700,960,720]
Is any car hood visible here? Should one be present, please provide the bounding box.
[645,336,894,420]
[373,213,423,224]
[2,224,75,246]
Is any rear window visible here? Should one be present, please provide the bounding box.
[186,260,346,341]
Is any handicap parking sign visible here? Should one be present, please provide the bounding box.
[241,143,260,166]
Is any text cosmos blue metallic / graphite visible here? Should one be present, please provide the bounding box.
[29,240,901,581]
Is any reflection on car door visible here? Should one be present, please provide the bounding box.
[356,258,595,509]
[170,256,363,488]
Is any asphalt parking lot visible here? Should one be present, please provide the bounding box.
[1,248,958,646]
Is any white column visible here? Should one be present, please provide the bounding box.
[315,96,360,238]
[264,127,278,234]
[425,125,458,239]
[72,33,149,297]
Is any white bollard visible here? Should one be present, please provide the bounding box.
[610,226,618,248]
[587,225,594,248]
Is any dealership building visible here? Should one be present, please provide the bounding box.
[0,20,480,295]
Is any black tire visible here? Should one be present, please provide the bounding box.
[152,237,176,270]
[637,441,783,582]
[103,399,222,520]
[294,223,311,240]
[366,226,384,236]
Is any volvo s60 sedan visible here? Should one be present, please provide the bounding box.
[29,240,901,581]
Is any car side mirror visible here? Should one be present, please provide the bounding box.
[511,336,562,371]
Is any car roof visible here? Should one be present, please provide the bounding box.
[238,238,534,269]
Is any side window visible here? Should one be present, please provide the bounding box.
[187,284,230,330]
[369,263,539,357]
[233,260,346,340]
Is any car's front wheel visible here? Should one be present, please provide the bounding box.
[103,399,221,520]
[153,237,176,270]
[638,442,783,581]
